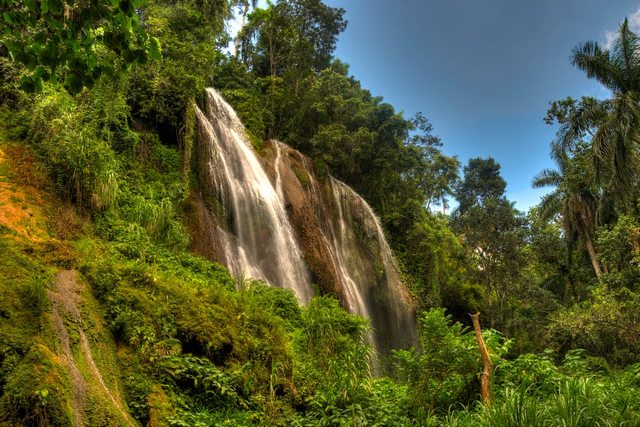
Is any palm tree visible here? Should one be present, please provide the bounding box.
[567,18,640,207]
[533,144,603,278]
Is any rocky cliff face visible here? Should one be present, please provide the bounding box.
[190,88,415,355]
[263,141,416,353]
[263,141,348,304]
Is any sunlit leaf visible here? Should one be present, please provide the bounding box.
[148,37,161,61]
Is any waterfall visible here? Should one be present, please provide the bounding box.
[296,156,373,327]
[297,153,416,354]
[196,88,313,304]
[327,178,415,353]
[273,141,285,202]
[194,88,415,357]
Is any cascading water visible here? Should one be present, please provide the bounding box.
[196,88,313,304]
[194,88,415,359]
[332,179,415,351]
[273,141,286,202]
[296,149,416,354]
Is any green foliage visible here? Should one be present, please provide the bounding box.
[494,351,563,395]
[533,139,605,279]
[29,86,121,209]
[453,158,528,328]
[547,286,640,365]
[455,157,506,213]
[238,0,346,79]
[0,56,28,110]
[394,309,481,415]
[128,0,232,144]
[242,281,303,330]
[75,237,291,420]
[568,19,640,205]
[160,355,246,407]
[298,297,369,364]
[398,209,481,316]
[72,235,407,425]
[26,78,193,251]
[5,2,640,424]
[1,0,162,94]
[213,58,284,145]
[441,350,640,426]
[0,237,70,426]
[596,214,640,288]
[523,208,573,302]
[1,343,74,426]
[454,374,640,426]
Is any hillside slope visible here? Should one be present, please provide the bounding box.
[0,134,133,426]
[0,119,385,425]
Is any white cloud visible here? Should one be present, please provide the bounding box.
[629,6,640,31]
[604,5,640,48]
[604,30,617,48]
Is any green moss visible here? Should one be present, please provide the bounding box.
[146,384,174,426]
[1,342,74,426]
[0,238,52,371]
[292,165,310,187]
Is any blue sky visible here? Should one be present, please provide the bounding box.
[235,1,640,211]
[320,0,640,211]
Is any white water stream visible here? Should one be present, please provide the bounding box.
[196,89,313,304]
[196,88,414,354]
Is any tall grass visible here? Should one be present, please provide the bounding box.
[443,373,640,426]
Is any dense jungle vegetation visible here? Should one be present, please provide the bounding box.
[1,0,640,425]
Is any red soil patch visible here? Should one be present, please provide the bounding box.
[0,145,50,243]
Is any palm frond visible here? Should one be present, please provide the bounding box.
[589,91,640,203]
[610,19,640,91]
[537,191,562,222]
[532,168,561,188]
[555,98,609,153]
[571,41,621,91]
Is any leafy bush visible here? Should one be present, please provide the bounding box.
[29,89,120,210]
[597,215,640,290]
[547,286,640,365]
[494,351,562,395]
[394,309,481,415]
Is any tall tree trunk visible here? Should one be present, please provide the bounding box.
[584,236,602,278]
[269,33,276,77]
[233,4,249,57]
[470,313,492,407]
